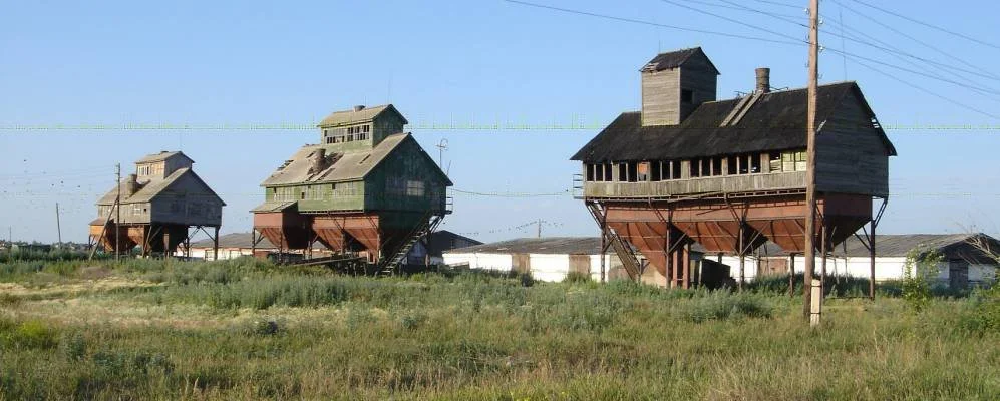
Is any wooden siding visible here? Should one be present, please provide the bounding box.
[583,171,805,198]
[679,59,717,120]
[364,138,448,213]
[815,91,890,196]
[641,68,680,125]
[148,173,223,227]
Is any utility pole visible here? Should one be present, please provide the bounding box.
[55,203,62,245]
[537,219,542,238]
[115,163,121,262]
[803,0,820,326]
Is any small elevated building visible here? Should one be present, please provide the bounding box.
[252,104,452,272]
[572,47,896,290]
[89,151,225,256]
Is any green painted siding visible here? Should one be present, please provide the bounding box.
[364,139,448,213]
[265,180,366,212]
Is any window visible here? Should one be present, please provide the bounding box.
[727,156,738,175]
[637,162,649,181]
[681,89,693,103]
[794,151,807,171]
[701,158,711,177]
[690,158,700,177]
[132,204,142,215]
[711,157,723,176]
[769,152,782,172]
[406,180,425,196]
[650,161,661,181]
[326,136,334,144]
[750,153,761,173]
[670,160,681,179]
[586,164,595,181]
[363,124,370,133]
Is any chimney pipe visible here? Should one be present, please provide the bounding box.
[308,148,327,174]
[353,105,365,112]
[755,67,771,93]
[124,174,138,196]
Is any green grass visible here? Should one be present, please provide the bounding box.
[0,259,998,400]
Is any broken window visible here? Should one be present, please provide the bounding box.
[750,153,761,173]
[670,160,681,179]
[650,161,661,181]
[769,151,782,172]
[681,89,693,103]
[689,158,700,177]
[604,162,613,181]
[406,180,425,197]
[711,157,723,176]
[637,161,650,181]
[586,164,595,181]
[701,158,711,177]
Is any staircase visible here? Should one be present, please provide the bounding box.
[585,202,643,281]
[375,213,444,276]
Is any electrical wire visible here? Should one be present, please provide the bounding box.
[845,0,1000,52]
[501,0,804,46]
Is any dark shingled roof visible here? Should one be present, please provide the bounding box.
[641,47,720,74]
[571,81,896,162]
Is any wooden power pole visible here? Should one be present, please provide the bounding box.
[55,203,62,244]
[803,0,820,326]
[115,163,121,262]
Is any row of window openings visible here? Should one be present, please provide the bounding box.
[587,151,807,182]
[271,184,359,201]
[324,124,371,144]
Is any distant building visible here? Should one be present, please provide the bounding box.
[443,237,730,287]
[716,233,999,289]
[181,230,478,264]
[89,151,225,256]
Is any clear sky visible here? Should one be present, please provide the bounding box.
[2,0,999,244]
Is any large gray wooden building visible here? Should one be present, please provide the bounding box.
[89,151,225,256]
[572,47,897,291]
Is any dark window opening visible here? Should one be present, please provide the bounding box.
[650,161,662,181]
[670,160,681,179]
[690,158,700,177]
[586,164,595,181]
[701,158,711,177]
[604,162,613,181]
[727,156,737,175]
[769,151,782,172]
[711,157,723,176]
[681,89,694,103]
[750,153,761,173]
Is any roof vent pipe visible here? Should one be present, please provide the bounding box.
[124,174,138,196]
[353,105,365,112]
[755,67,771,93]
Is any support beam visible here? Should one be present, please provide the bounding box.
[682,242,691,289]
[213,226,220,261]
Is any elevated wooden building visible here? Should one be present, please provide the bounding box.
[89,151,225,257]
[252,104,452,272]
[572,48,896,288]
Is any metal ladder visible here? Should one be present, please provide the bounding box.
[376,213,443,276]
[585,202,643,281]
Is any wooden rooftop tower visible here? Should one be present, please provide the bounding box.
[572,48,896,288]
[251,104,452,272]
[89,151,225,257]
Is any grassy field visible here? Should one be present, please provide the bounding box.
[1,257,998,400]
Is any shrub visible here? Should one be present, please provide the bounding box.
[902,247,943,312]
[959,285,1000,334]
[563,271,592,284]
[247,319,280,336]
[680,291,773,323]
[2,320,59,349]
[59,331,88,360]
[518,272,535,288]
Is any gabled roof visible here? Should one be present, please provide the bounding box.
[261,133,452,187]
[571,81,896,162]
[135,150,193,164]
[96,167,224,206]
[317,104,409,127]
[423,230,482,257]
[752,233,999,260]
[641,47,720,74]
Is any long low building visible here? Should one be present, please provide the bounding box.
[443,237,731,287]
[178,230,478,264]
[714,233,999,289]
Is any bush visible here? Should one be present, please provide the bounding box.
[518,272,535,288]
[959,285,1000,334]
[1,319,58,349]
[563,271,592,284]
[59,331,88,360]
[680,291,773,323]
[902,247,943,312]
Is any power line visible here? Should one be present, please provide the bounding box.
[846,55,1000,120]
[656,0,806,44]
[845,0,1000,51]
[502,0,803,46]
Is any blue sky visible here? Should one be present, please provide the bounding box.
[2,0,999,244]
